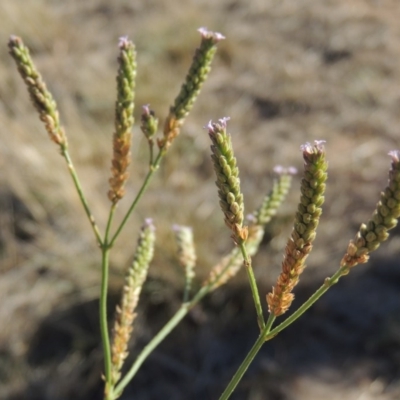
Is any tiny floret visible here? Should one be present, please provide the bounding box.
[144,218,155,231]
[118,36,130,48]
[314,140,327,150]
[207,117,230,133]
[273,165,298,175]
[198,27,226,41]
[206,120,214,132]
[142,104,151,115]
[300,142,312,153]
[301,140,326,153]
[219,116,230,127]
[389,150,400,162]
[273,165,284,174]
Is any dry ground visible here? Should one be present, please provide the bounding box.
[1,0,400,399]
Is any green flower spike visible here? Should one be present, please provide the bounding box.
[173,225,197,302]
[204,166,295,291]
[159,28,225,151]
[140,104,158,143]
[341,150,400,270]
[208,117,247,245]
[252,166,297,226]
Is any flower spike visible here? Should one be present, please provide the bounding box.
[267,141,328,316]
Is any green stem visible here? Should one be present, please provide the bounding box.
[114,306,187,396]
[218,266,348,400]
[105,204,117,243]
[114,237,262,395]
[114,248,247,395]
[182,273,191,303]
[115,286,209,396]
[109,151,163,246]
[219,333,265,400]
[266,267,347,339]
[100,246,112,394]
[239,242,265,330]
[264,313,276,334]
[61,146,103,246]
[148,141,154,167]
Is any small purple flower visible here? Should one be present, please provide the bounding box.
[197,27,225,42]
[118,36,130,49]
[144,218,155,231]
[389,150,400,162]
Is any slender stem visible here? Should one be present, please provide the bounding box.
[105,204,117,244]
[100,246,112,392]
[148,141,154,167]
[219,333,265,400]
[239,242,265,330]
[265,267,347,340]
[218,266,348,400]
[61,147,103,246]
[101,204,120,399]
[264,313,276,334]
[183,275,191,303]
[115,304,188,395]
[115,285,210,395]
[114,239,260,395]
[115,251,243,395]
[109,151,163,246]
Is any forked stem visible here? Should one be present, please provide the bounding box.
[266,267,347,339]
[219,266,347,400]
[109,151,163,246]
[114,245,249,395]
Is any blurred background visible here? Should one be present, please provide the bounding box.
[1,0,400,399]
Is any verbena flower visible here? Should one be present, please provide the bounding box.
[267,141,327,316]
[159,28,225,151]
[341,150,400,270]
[173,225,196,300]
[110,219,155,386]
[140,104,158,143]
[251,166,297,226]
[8,35,67,147]
[204,167,295,290]
[208,117,248,244]
[108,36,137,203]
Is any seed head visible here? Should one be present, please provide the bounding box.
[208,118,247,244]
[341,150,400,270]
[158,28,225,151]
[108,36,137,203]
[267,141,328,316]
[8,35,67,147]
[110,219,155,385]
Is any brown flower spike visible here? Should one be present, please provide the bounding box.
[8,35,67,147]
[341,150,400,270]
[208,117,247,244]
[267,141,328,316]
[110,219,155,386]
[108,37,137,203]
